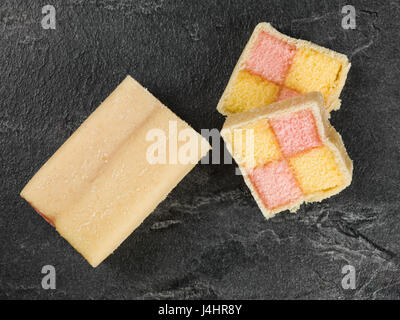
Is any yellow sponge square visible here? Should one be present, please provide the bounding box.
[224,70,280,114]
[232,120,281,168]
[284,48,342,101]
[289,146,344,195]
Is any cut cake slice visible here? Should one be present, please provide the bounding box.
[221,92,353,218]
[217,23,351,115]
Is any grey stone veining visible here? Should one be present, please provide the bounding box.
[1,0,399,299]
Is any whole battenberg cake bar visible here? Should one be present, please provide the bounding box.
[221,92,352,218]
[217,23,351,115]
[20,76,211,267]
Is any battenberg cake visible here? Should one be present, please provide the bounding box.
[217,23,351,115]
[20,76,211,267]
[221,92,353,218]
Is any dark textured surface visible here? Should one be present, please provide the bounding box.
[1,0,399,300]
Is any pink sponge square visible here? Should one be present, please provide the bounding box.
[245,32,296,85]
[270,110,322,157]
[249,160,303,210]
[277,87,300,101]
